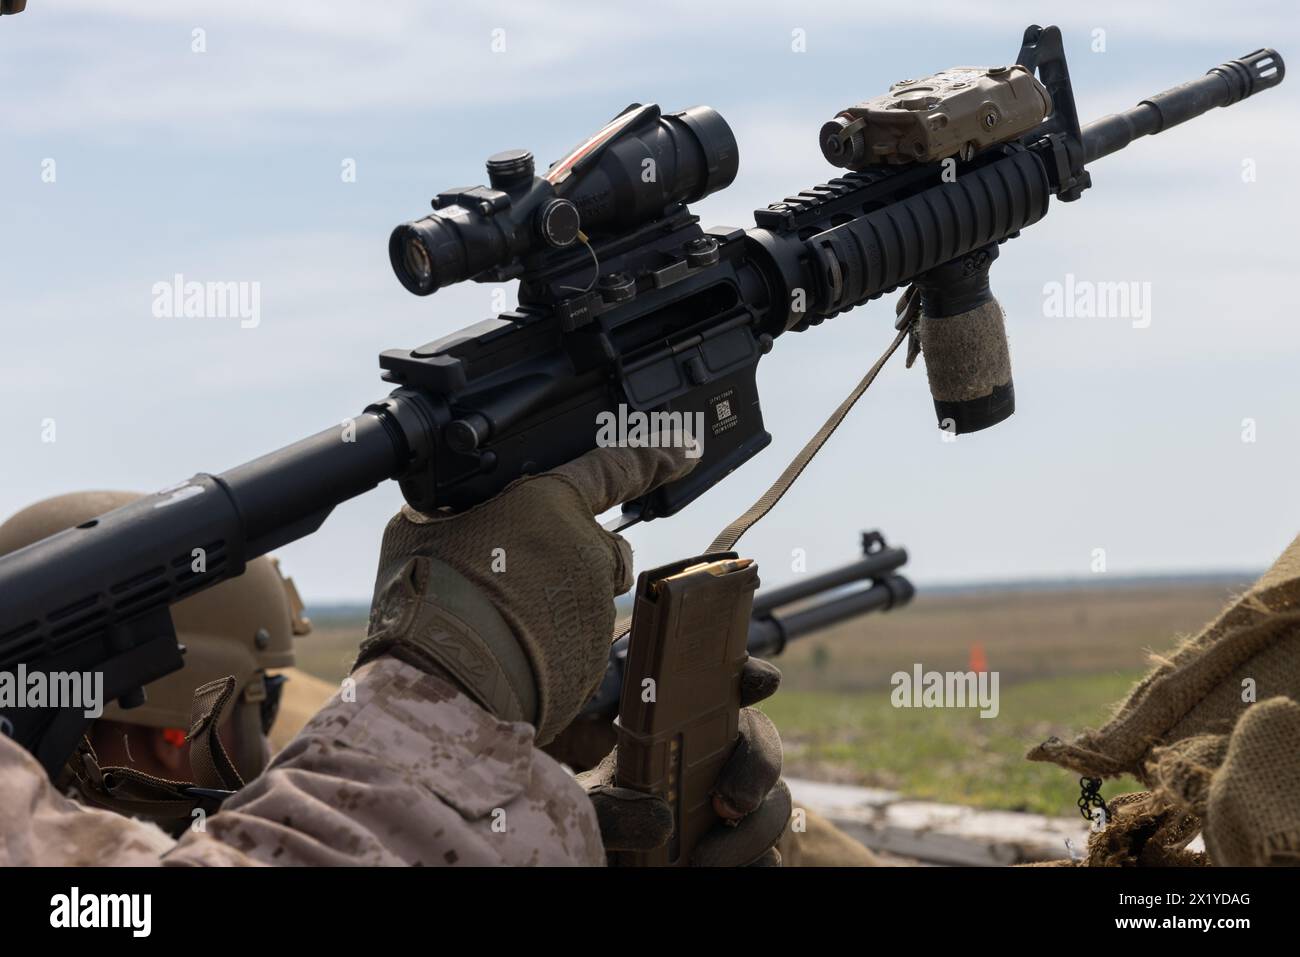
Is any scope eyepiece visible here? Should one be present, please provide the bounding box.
[389,104,738,297]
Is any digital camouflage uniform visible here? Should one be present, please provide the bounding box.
[0,657,603,866]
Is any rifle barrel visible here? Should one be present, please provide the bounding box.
[747,573,914,659]
[1083,49,1283,164]
[749,546,907,615]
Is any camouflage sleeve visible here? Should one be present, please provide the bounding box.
[165,656,605,866]
[0,734,176,866]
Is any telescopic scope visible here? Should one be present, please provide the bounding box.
[389,104,738,296]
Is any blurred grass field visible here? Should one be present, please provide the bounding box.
[762,674,1145,816]
[290,612,369,686]
[763,579,1245,816]
[292,578,1248,818]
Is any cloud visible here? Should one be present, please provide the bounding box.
[5,1,1294,139]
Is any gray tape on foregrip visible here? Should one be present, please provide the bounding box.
[918,300,1012,402]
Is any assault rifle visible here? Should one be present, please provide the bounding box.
[0,26,1285,775]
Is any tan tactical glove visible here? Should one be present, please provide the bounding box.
[356,445,695,745]
[577,656,791,866]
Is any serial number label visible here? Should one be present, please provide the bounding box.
[710,388,738,437]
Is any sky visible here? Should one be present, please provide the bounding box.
[1,1,1298,604]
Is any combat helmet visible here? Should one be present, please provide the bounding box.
[0,490,311,781]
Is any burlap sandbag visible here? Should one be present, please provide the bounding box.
[1202,696,1300,865]
[1021,791,1206,868]
[1029,533,1300,783]
[1144,697,1300,865]
[1082,791,1207,867]
[1146,732,1228,819]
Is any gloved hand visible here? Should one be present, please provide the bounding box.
[356,445,695,745]
[577,656,791,866]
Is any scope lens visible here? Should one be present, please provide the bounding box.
[389,219,457,296]
[403,237,433,288]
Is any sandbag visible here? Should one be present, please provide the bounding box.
[1029,534,1300,782]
